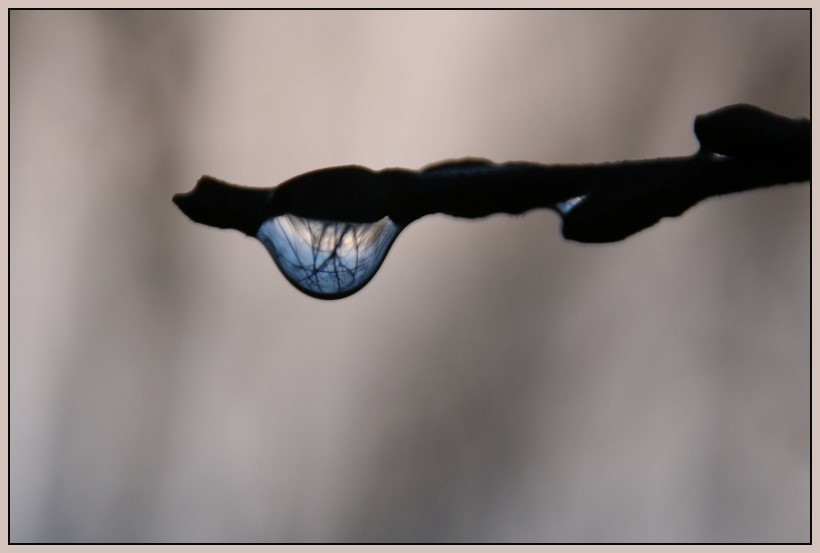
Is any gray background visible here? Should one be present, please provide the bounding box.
[11,10,809,542]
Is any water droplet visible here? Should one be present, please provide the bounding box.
[256,215,402,299]
[553,195,587,215]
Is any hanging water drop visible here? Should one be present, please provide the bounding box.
[256,215,402,299]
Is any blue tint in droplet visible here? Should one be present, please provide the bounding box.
[553,195,587,216]
[256,215,402,299]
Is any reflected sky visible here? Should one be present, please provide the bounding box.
[257,215,402,299]
[553,195,586,216]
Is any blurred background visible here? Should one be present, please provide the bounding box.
[10,10,809,543]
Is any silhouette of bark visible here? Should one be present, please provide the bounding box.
[175,104,808,244]
[173,104,808,298]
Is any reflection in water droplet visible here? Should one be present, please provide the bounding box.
[256,215,402,299]
[553,195,587,215]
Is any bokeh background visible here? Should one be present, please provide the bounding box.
[11,10,809,543]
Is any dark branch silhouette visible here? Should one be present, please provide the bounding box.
[173,104,809,299]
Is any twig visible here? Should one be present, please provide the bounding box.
[173,104,809,298]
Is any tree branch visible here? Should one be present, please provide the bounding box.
[172,104,809,298]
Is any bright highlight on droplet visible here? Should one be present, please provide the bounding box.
[553,195,587,215]
[256,215,402,299]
